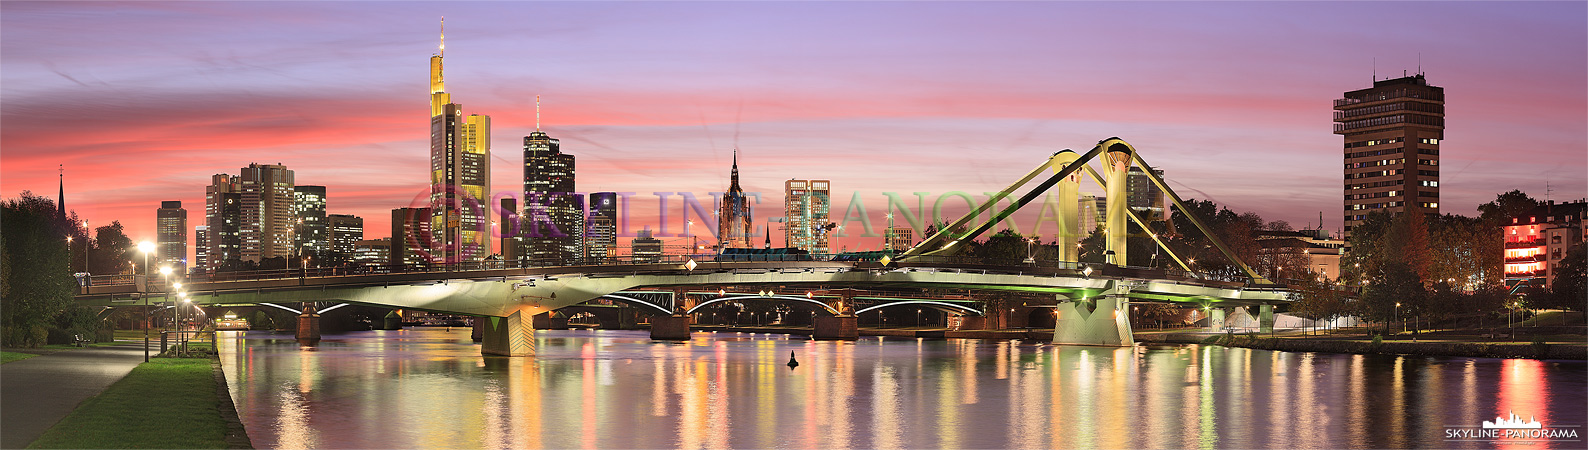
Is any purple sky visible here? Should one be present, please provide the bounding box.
[3,1,1585,254]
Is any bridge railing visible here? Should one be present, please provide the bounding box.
[76,252,1278,291]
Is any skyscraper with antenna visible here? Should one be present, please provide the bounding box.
[522,96,582,266]
[428,17,492,263]
[1335,72,1443,240]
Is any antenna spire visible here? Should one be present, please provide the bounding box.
[535,95,541,131]
[439,17,445,57]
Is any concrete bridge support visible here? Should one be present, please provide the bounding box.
[650,315,691,341]
[479,310,536,356]
[380,310,402,330]
[1207,307,1227,332]
[296,306,321,344]
[1052,291,1134,347]
[1259,304,1275,333]
[813,315,858,340]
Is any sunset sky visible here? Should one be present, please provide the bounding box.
[3,1,1584,256]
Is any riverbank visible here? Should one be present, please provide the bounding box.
[19,345,251,449]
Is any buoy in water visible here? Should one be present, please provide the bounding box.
[787,351,799,368]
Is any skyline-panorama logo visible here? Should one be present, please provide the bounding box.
[1447,410,1580,443]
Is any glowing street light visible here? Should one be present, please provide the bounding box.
[137,240,156,362]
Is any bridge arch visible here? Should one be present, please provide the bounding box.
[854,300,983,317]
[594,294,675,315]
[686,295,839,316]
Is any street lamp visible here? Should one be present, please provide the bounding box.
[1395,302,1401,336]
[138,241,156,362]
[1024,237,1037,264]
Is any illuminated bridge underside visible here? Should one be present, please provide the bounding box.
[76,264,1286,318]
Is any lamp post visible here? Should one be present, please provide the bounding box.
[1024,237,1037,264]
[137,241,156,361]
[1394,302,1401,336]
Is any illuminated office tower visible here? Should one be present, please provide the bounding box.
[523,128,581,265]
[328,214,363,257]
[1125,167,1166,221]
[428,20,491,263]
[202,174,241,271]
[586,192,618,262]
[239,163,295,262]
[294,185,327,263]
[718,150,753,250]
[784,180,831,254]
[631,229,663,264]
[500,198,520,265]
[193,225,209,272]
[156,201,187,273]
[392,207,433,268]
[1335,73,1443,238]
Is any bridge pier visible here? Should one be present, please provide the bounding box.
[650,315,691,341]
[1052,291,1133,347]
[1259,304,1275,333]
[479,310,536,356]
[813,315,858,340]
[1207,307,1227,332]
[380,310,402,330]
[296,306,321,344]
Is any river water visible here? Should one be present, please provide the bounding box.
[217,329,1585,449]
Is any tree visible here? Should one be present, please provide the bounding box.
[1428,214,1503,289]
[1478,190,1542,225]
[89,221,132,275]
[1544,244,1585,311]
[1,192,80,347]
[1359,261,1427,335]
[1290,276,1348,335]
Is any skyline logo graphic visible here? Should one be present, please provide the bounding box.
[1483,411,1543,429]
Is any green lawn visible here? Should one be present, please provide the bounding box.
[28,358,229,449]
[1,351,38,364]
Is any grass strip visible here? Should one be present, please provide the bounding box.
[28,357,229,449]
[1,351,38,364]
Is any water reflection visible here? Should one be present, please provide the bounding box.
[219,329,1586,449]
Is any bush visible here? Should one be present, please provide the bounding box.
[1371,335,1383,346]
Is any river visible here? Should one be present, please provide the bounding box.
[217,329,1585,449]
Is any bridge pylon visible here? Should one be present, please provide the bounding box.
[296,305,321,344]
[1051,285,1134,347]
[479,309,536,356]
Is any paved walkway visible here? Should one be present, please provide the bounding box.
[1,342,147,449]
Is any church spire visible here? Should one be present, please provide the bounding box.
[57,164,65,217]
[728,148,742,194]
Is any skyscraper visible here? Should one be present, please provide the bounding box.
[239,163,294,263]
[784,179,831,254]
[523,129,581,265]
[203,174,242,271]
[1335,73,1443,237]
[586,192,618,262]
[500,197,519,264]
[392,207,433,268]
[156,201,187,273]
[327,214,363,257]
[1125,167,1167,221]
[294,185,328,263]
[718,150,753,250]
[193,225,209,272]
[428,20,491,264]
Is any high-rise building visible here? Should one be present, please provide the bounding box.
[193,225,209,272]
[392,207,433,268]
[587,192,618,263]
[499,197,519,264]
[1078,194,1107,235]
[523,130,581,265]
[355,238,392,268]
[327,214,363,257]
[156,201,187,273]
[1504,201,1586,292]
[428,23,491,264]
[239,163,295,262]
[202,174,242,271]
[1125,167,1167,221]
[631,228,663,264]
[294,185,328,263]
[885,226,914,252]
[1335,73,1443,238]
[718,150,753,250]
[784,180,831,254]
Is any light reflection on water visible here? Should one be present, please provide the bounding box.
[218,329,1586,449]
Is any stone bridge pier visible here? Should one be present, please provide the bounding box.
[1051,286,1134,347]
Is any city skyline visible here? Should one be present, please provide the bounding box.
[2,2,1584,252]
